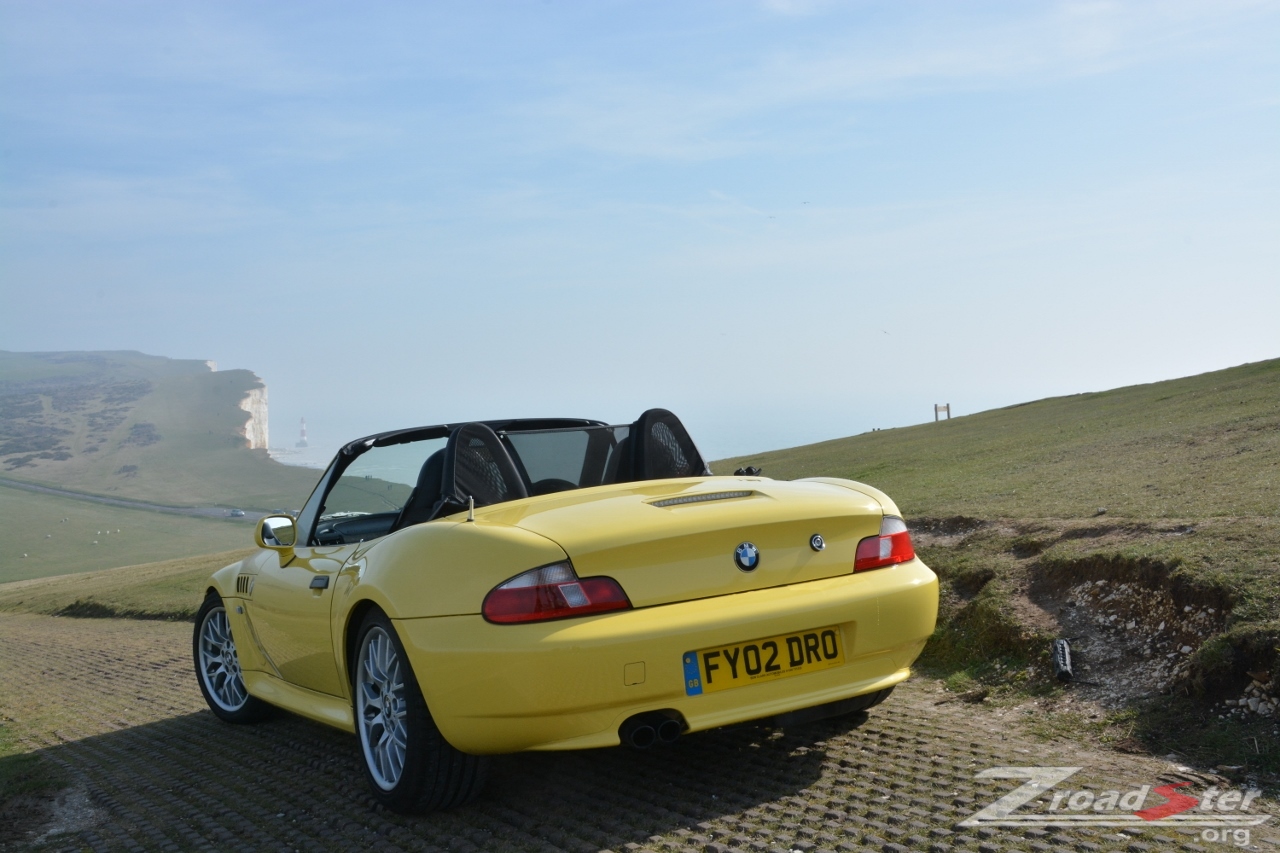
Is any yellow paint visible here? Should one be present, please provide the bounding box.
[623,661,646,686]
[205,475,938,755]
[396,558,936,754]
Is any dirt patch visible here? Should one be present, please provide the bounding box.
[49,599,192,622]
[27,783,100,845]
[0,792,56,846]
[909,516,988,547]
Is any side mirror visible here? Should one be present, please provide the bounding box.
[256,514,297,554]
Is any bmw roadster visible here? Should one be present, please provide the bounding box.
[193,409,937,812]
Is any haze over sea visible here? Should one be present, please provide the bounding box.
[2,2,1276,459]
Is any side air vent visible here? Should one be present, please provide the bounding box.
[650,490,753,508]
[236,574,256,596]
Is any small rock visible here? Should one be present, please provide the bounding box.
[1180,646,1193,654]
[1248,698,1260,712]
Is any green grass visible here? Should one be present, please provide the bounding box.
[0,485,254,584]
[0,725,62,799]
[0,548,249,620]
[0,350,320,509]
[717,357,1280,774]
[716,357,1280,520]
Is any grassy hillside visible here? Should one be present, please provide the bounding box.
[716,358,1280,520]
[0,549,250,620]
[720,358,1280,772]
[0,485,254,584]
[0,350,319,508]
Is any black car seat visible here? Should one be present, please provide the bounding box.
[631,408,712,480]
[602,435,633,484]
[390,449,445,531]
[433,422,529,517]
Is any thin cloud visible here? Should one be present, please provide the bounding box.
[515,0,1279,159]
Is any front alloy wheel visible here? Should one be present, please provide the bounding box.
[193,592,269,723]
[353,609,487,812]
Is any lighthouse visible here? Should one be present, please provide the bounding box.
[296,417,309,448]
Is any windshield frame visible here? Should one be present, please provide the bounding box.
[301,418,607,545]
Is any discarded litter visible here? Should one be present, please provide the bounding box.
[1052,638,1074,683]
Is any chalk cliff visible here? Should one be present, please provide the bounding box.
[239,383,269,449]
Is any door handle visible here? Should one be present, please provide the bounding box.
[309,576,330,590]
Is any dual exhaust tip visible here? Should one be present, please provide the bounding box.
[619,711,684,749]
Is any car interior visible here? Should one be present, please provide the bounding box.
[307,409,710,546]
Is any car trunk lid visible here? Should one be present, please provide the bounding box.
[477,478,887,607]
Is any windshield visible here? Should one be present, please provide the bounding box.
[319,437,448,521]
[316,425,630,522]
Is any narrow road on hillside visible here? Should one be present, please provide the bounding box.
[0,477,252,519]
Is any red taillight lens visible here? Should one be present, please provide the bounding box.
[482,562,632,624]
[854,516,915,572]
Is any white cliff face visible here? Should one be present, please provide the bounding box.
[239,384,269,449]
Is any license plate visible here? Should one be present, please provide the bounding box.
[682,626,845,696]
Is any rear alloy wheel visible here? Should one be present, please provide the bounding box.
[353,609,487,813]
[193,592,269,723]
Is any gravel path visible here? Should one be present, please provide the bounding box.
[1,613,1275,852]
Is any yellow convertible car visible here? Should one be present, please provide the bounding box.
[193,409,937,812]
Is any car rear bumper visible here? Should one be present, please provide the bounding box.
[396,558,938,754]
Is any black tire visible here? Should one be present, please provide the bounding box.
[193,592,271,723]
[352,608,488,813]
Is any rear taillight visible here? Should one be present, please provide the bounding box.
[482,561,632,624]
[854,516,915,572]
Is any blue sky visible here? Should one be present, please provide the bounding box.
[1,1,1277,461]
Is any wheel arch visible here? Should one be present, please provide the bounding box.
[343,598,384,689]
[208,554,256,600]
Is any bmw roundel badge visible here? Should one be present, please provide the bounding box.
[734,542,760,572]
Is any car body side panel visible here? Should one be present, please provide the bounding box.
[332,520,569,620]
[248,544,351,696]
[395,558,937,754]
[243,671,355,733]
[210,552,274,675]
